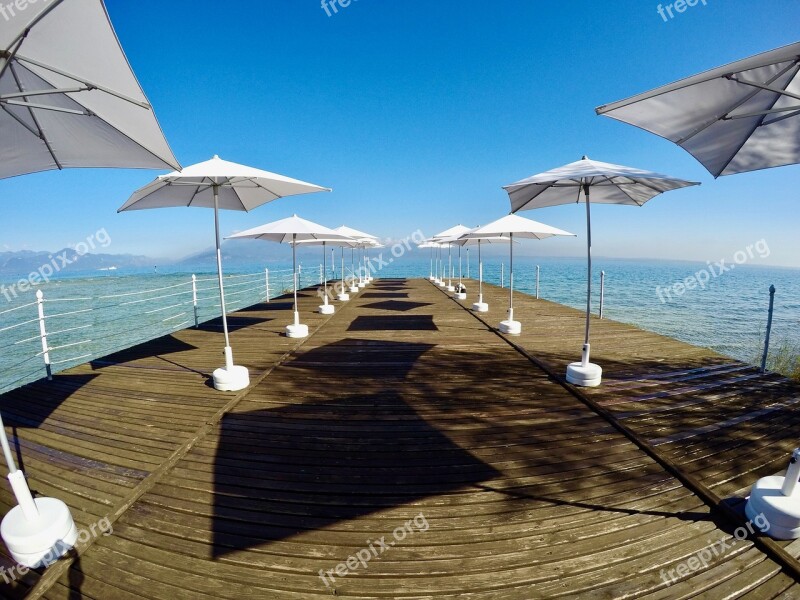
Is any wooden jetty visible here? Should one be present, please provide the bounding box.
[1,277,799,598]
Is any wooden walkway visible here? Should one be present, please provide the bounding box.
[0,278,798,598]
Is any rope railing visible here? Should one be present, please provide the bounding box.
[0,264,323,393]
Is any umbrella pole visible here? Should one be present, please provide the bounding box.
[458,246,463,287]
[0,413,38,519]
[478,241,483,303]
[583,185,592,366]
[293,234,300,326]
[448,245,452,288]
[341,247,346,292]
[322,242,329,307]
[213,185,234,371]
[509,233,514,317]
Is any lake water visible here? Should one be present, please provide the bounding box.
[1,252,798,393]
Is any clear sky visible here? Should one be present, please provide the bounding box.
[2,0,799,266]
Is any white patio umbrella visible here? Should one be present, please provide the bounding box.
[465,214,574,336]
[418,240,441,281]
[333,226,378,289]
[434,225,472,292]
[290,238,358,311]
[597,41,800,177]
[364,240,385,283]
[437,234,470,300]
[504,156,697,387]
[0,0,182,568]
[119,157,331,390]
[452,229,511,312]
[227,215,350,339]
[0,0,180,178]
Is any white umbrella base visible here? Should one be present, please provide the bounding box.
[428,276,436,281]
[566,362,603,387]
[499,320,522,335]
[349,286,359,294]
[472,302,489,312]
[286,323,310,338]
[446,285,455,292]
[745,476,800,539]
[454,292,467,300]
[319,304,335,315]
[358,282,367,289]
[213,365,250,392]
[1,497,77,568]
[436,280,446,287]
[337,293,350,302]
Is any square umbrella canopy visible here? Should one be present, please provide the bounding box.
[464,214,575,334]
[0,0,180,178]
[120,158,331,390]
[596,41,800,177]
[503,156,697,386]
[227,215,351,338]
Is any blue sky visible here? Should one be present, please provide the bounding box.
[2,0,799,266]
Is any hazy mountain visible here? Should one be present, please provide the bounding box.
[0,248,156,277]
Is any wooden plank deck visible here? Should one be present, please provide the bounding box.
[0,278,798,598]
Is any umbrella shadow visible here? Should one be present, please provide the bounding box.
[0,374,100,478]
[197,315,273,334]
[360,292,410,299]
[361,301,433,313]
[89,335,198,370]
[347,315,438,332]
[211,339,500,557]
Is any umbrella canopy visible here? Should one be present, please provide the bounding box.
[120,160,331,390]
[292,238,359,301]
[464,214,576,240]
[288,238,358,314]
[229,215,349,243]
[504,157,696,386]
[433,225,472,290]
[465,215,574,333]
[333,225,378,242]
[0,0,179,179]
[334,226,375,291]
[433,224,472,240]
[118,156,331,212]
[228,216,350,337]
[452,229,511,312]
[504,157,699,210]
[596,41,800,177]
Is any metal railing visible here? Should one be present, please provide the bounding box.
[0,265,322,394]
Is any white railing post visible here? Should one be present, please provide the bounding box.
[191,274,199,328]
[36,289,52,381]
[599,270,606,319]
[265,268,271,303]
[536,265,540,300]
[501,263,505,289]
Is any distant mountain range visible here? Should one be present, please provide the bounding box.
[0,248,156,277]
[0,240,370,277]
